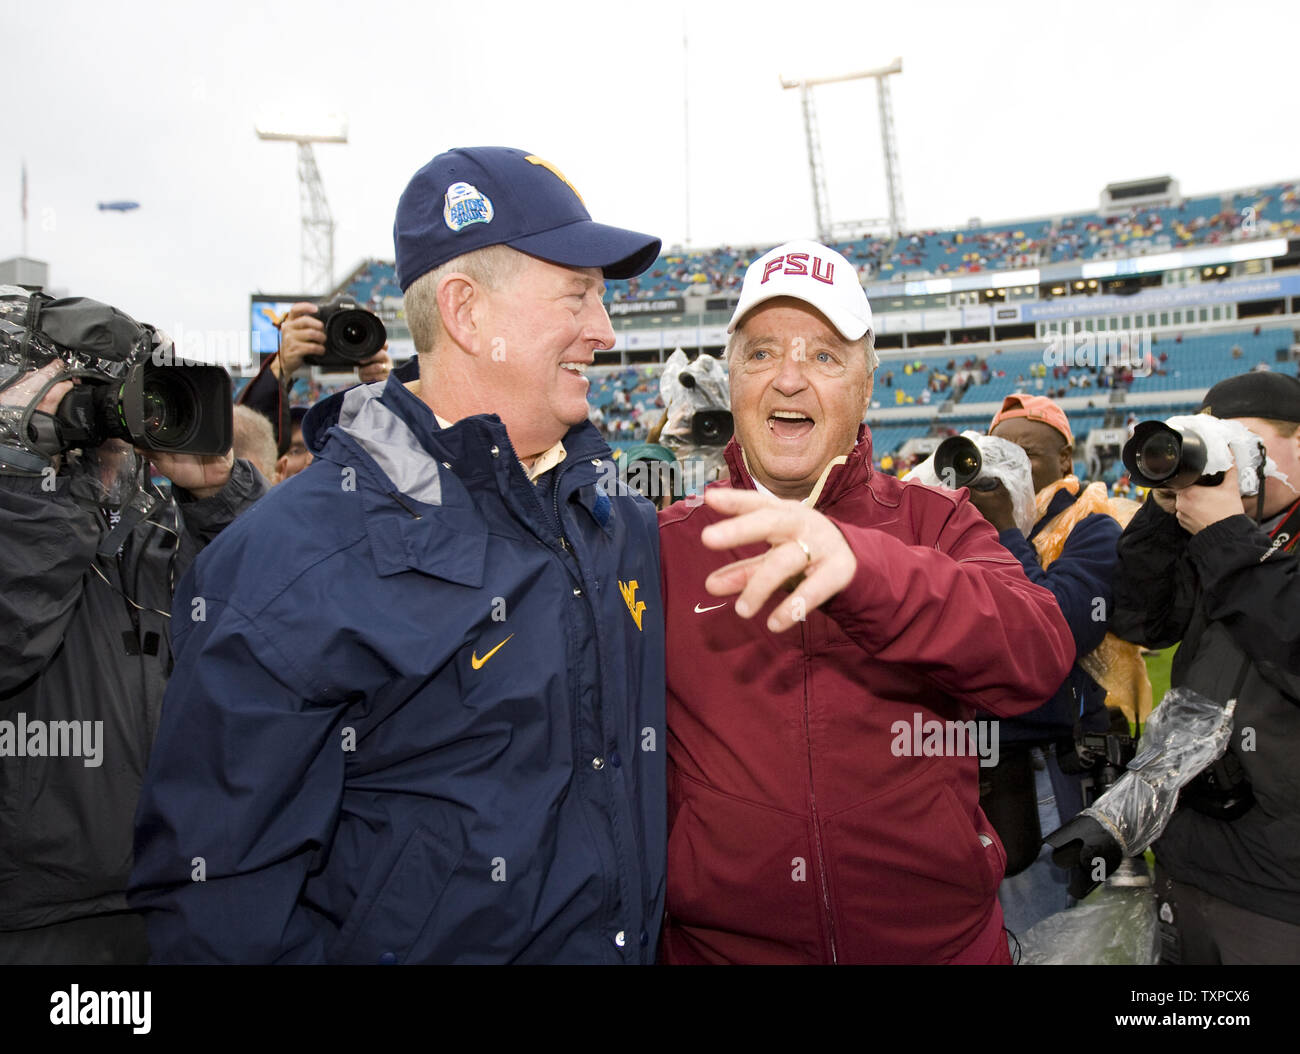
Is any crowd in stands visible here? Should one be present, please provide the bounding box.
[328,183,1297,312]
[589,181,1297,301]
[586,365,666,443]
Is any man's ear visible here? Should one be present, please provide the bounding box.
[273,454,288,483]
[860,369,875,420]
[1060,442,1074,477]
[436,273,483,353]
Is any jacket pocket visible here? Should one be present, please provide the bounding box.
[820,774,1006,962]
[331,823,464,964]
[666,769,824,963]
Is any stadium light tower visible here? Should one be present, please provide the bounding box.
[255,113,348,293]
[780,59,905,241]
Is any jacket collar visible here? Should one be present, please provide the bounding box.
[304,375,618,552]
[1028,485,1078,543]
[722,424,874,510]
[305,373,614,476]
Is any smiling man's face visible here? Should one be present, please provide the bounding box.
[728,297,873,501]
[474,254,614,461]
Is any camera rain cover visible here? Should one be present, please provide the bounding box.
[658,348,731,484]
[1081,686,1238,857]
[33,297,148,362]
[0,288,156,470]
[0,288,152,391]
[1163,414,1285,496]
[905,432,1038,536]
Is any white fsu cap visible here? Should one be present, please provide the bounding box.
[727,239,873,340]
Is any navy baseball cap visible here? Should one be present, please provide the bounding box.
[394,147,661,291]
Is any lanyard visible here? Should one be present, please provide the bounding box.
[1262,497,1300,559]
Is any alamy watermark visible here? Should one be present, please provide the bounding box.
[891,713,999,768]
[150,322,260,368]
[49,985,150,1034]
[0,713,103,767]
[602,456,714,506]
[1041,324,1153,376]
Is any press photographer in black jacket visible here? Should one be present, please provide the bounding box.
[0,291,265,964]
[1112,372,1300,964]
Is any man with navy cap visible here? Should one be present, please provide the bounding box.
[131,148,667,963]
[657,240,1075,963]
[1113,371,1300,964]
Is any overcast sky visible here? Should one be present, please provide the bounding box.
[3,0,1296,362]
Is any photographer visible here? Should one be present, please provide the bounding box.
[1112,372,1300,964]
[966,395,1125,936]
[0,294,265,964]
[238,301,392,455]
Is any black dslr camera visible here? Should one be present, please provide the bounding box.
[1046,712,1137,899]
[1121,420,1226,490]
[0,290,231,472]
[304,298,387,370]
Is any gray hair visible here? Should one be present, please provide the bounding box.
[402,244,524,355]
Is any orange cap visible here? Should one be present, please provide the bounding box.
[990,393,1073,446]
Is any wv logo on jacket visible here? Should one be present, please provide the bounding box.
[619,580,646,631]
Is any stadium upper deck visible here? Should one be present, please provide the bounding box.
[328,178,1296,309]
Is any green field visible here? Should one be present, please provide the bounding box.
[1143,646,1175,709]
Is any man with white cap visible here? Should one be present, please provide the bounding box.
[657,239,1076,964]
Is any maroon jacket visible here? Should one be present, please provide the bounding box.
[658,429,1074,964]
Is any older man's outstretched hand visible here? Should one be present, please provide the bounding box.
[700,487,857,633]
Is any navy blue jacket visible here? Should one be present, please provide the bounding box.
[991,487,1122,743]
[130,376,666,963]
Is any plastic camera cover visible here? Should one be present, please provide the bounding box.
[904,431,1038,536]
[1164,414,1287,496]
[0,286,156,469]
[1081,686,1238,858]
[657,348,731,485]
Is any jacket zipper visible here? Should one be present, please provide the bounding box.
[503,440,621,931]
[552,472,568,551]
[114,542,155,771]
[549,456,624,943]
[801,618,837,963]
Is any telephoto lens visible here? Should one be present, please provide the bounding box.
[933,435,984,490]
[53,361,233,455]
[1121,421,1219,490]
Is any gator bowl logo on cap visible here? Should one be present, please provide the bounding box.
[443,182,494,233]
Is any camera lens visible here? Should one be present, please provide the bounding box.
[690,410,734,447]
[1122,420,1209,490]
[140,371,198,448]
[324,308,385,363]
[933,435,983,489]
[953,450,979,478]
[1136,432,1179,484]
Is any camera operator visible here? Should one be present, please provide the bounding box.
[238,301,392,455]
[1112,372,1300,964]
[966,395,1125,936]
[0,303,265,964]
